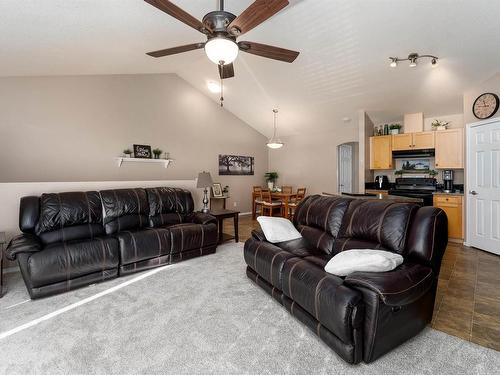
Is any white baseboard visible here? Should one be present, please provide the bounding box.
[239,212,252,216]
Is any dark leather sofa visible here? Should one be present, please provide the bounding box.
[244,195,447,364]
[6,187,217,299]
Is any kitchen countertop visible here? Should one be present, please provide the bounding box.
[432,191,464,196]
[323,192,423,203]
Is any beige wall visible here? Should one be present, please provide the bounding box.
[268,125,359,195]
[0,74,268,212]
[464,71,500,124]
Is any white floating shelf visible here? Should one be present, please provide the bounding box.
[115,157,174,168]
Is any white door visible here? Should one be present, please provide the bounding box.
[338,144,353,193]
[467,118,500,255]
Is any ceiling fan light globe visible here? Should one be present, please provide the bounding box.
[267,140,284,149]
[205,37,239,65]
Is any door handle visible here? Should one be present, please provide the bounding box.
[469,190,478,195]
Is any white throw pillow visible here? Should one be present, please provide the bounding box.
[324,249,403,277]
[257,216,302,244]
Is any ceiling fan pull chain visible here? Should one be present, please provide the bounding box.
[220,63,224,107]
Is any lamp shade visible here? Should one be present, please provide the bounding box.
[197,172,213,188]
[205,37,239,65]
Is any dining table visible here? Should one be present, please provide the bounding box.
[252,191,297,220]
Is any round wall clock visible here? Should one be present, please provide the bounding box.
[473,92,499,119]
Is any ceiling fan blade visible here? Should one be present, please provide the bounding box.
[218,63,235,79]
[144,0,209,34]
[146,42,205,58]
[238,41,299,63]
[227,0,289,36]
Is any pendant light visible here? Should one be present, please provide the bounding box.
[267,109,284,149]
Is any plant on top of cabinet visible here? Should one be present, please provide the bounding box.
[123,149,132,158]
[152,148,163,159]
[389,124,402,135]
[431,119,450,131]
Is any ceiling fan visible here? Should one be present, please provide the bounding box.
[144,0,300,80]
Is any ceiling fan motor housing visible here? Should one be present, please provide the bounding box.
[202,11,238,36]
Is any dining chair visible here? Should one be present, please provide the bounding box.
[260,190,283,217]
[288,188,307,218]
[253,186,264,219]
[281,186,293,194]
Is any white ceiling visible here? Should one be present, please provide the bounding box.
[1,0,500,137]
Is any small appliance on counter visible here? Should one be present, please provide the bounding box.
[443,170,454,193]
[375,175,390,190]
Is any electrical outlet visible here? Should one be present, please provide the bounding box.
[233,202,237,207]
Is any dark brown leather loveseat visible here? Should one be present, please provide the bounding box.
[6,187,217,299]
[244,195,448,364]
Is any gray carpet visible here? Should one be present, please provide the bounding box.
[0,242,498,375]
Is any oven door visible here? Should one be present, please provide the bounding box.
[388,190,433,206]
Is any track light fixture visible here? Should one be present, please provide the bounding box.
[388,53,439,68]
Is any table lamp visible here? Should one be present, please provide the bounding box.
[197,171,213,213]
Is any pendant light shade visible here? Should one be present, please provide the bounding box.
[267,109,284,149]
[205,37,239,65]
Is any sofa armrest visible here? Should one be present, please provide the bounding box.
[5,233,42,261]
[186,212,217,225]
[344,262,434,306]
[251,229,267,242]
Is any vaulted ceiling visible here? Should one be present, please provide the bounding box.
[1,0,500,137]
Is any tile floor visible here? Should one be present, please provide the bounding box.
[224,215,500,352]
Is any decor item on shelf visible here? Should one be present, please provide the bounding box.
[197,171,213,213]
[265,172,279,190]
[267,109,284,149]
[133,144,152,159]
[143,0,299,104]
[472,92,499,119]
[123,149,132,158]
[222,185,229,195]
[383,124,389,135]
[428,170,438,177]
[389,53,438,68]
[218,155,254,175]
[431,119,450,131]
[389,124,402,135]
[212,183,223,197]
[395,170,404,177]
[152,148,163,159]
[164,152,170,159]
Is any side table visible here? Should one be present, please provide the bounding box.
[209,209,240,243]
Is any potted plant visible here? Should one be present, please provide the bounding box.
[123,149,132,158]
[152,148,163,159]
[428,170,438,178]
[264,172,279,190]
[389,124,402,135]
[431,119,450,131]
[395,170,404,177]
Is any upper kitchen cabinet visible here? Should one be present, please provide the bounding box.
[392,131,435,151]
[370,135,393,170]
[435,128,464,169]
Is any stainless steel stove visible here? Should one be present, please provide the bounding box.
[388,178,437,206]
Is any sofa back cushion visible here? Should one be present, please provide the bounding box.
[100,188,149,234]
[337,200,418,254]
[35,191,104,245]
[146,187,194,227]
[292,195,352,254]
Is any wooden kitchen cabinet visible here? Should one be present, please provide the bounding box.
[391,131,434,151]
[413,131,435,149]
[433,194,463,240]
[392,134,413,151]
[435,128,464,169]
[370,136,393,170]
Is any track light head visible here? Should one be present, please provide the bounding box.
[431,58,438,67]
[389,58,397,68]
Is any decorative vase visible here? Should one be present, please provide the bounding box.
[436,126,447,131]
[267,181,274,190]
[154,154,160,159]
[125,154,131,158]
[390,129,399,135]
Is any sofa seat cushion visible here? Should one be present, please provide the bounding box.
[169,223,217,254]
[282,257,363,344]
[28,237,119,288]
[116,228,170,265]
[244,238,298,289]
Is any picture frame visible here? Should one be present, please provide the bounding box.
[212,183,223,197]
[133,144,152,159]
[218,155,254,175]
